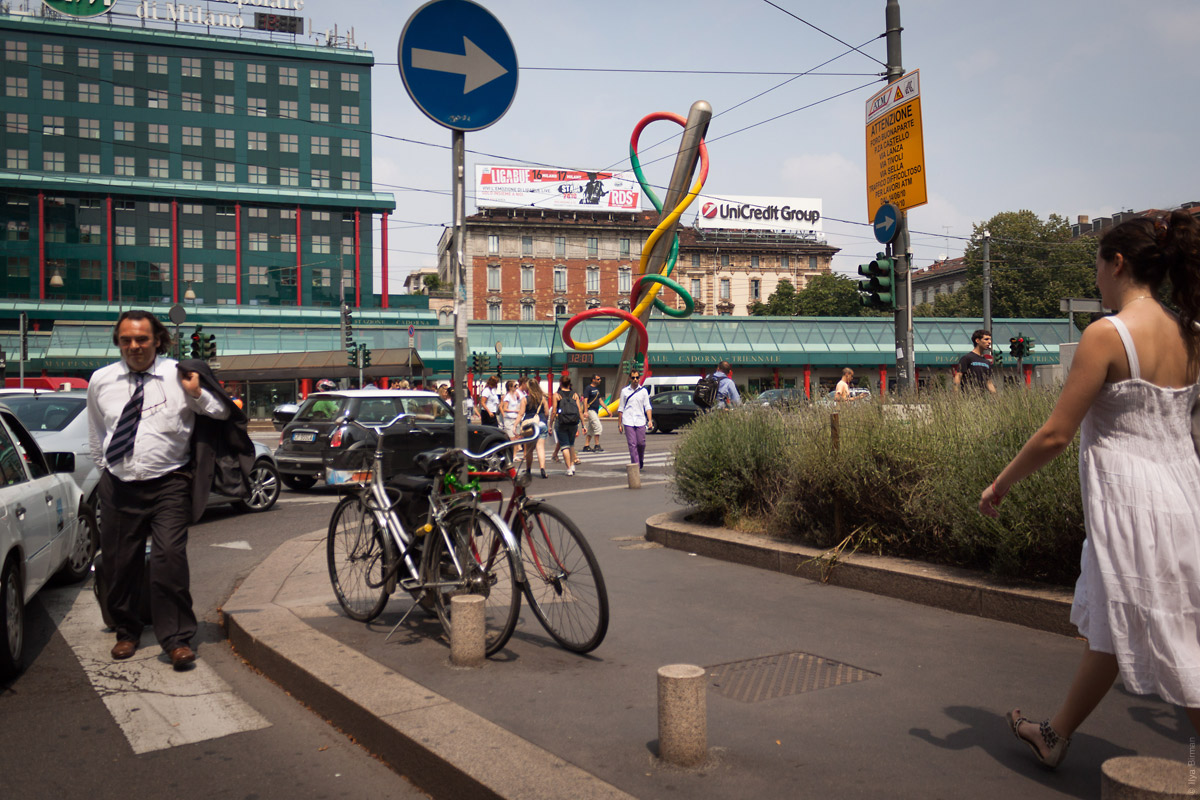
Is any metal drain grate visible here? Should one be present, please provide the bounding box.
[707,651,879,703]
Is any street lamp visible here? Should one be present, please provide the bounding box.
[49,267,64,288]
[184,281,196,301]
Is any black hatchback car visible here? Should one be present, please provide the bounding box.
[648,390,704,434]
[274,389,508,490]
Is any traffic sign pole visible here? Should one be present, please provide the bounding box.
[452,129,468,452]
[885,0,915,393]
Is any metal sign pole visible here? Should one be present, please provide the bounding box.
[452,129,468,451]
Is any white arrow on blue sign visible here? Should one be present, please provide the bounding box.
[873,202,901,245]
[398,0,518,132]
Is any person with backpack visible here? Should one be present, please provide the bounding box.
[617,369,653,470]
[694,361,741,410]
[549,377,586,476]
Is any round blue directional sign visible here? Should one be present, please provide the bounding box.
[873,202,901,245]
[398,0,518,132]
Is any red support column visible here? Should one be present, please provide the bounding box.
[171,200,179,303]
[803,364,811,399]
[37,191,45,300]
[235,202,242,305]
[381,211,389,309]
[879,365,887,396]
[295,205,302,306]
[300,378,311,398]
[106,196,114,303]
[772,367,779,389]
[1024,364,1033,387]
[354,209,361,308]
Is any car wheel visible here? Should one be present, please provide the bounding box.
[236,459,281,512]
[54,502,97,584]
[0,556,24,680]
[282,474,317,491]
[657,426,674,434]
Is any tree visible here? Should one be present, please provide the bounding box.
[749,278,799,315]
[914,210,1099,321]
[422,273,443,294]
[750,274,885,317]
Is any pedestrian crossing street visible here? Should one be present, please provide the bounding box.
[553,447,672,472]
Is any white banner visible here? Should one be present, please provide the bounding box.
[475,166,642,213]
[694,194,822,233]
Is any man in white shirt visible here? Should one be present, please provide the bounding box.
[87,310,229,670]
[617,369,653,469]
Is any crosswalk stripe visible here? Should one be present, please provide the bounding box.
[41,586,271,755]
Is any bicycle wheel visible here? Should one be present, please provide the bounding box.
[428,508,520,656]
[516,502,609,653]
[327,495,395,622]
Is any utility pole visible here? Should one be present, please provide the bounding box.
[885,0,915,392]
[982,229,992,337]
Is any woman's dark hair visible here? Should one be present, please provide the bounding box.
[112,310,172,355]
[526,380,544,403]
[486,375,498,388]
[559,377,572,390]
[1100,209,1200,371]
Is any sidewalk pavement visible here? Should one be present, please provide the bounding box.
[223,480,1189,800]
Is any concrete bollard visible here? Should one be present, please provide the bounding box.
[657,664,707,767]
[449,595,485,667]
[1101,756,1192,799]
[627,463,642,489]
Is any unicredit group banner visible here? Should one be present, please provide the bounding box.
[695,195,822,233]
[475,166,642,212]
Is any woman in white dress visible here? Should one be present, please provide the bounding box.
[980,210,1200,768]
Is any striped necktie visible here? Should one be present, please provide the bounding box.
[105,372,146,463]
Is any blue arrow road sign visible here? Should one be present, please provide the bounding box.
[873,202,901,245]
[398,0,518,132]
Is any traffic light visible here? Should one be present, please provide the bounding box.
[1009,333,1032,359]
[479,353,491,374]
[190,325,203,359]
[470,352,480,374]
[202,333,217,360]
[346,345,358,367]
[857,252,895,310]
[341,304,354,349]
[361,346,371,368]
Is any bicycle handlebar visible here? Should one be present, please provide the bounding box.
[335,412,543,463]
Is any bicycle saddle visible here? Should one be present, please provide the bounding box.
[414,448,465,476]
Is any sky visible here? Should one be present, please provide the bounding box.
[293,0,1200,290]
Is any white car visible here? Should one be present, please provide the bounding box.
[0,402,95,679]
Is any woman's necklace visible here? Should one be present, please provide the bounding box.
[1123,295,1155,309]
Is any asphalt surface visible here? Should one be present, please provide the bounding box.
[223,443,1192,800]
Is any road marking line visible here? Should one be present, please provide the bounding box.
[212,540,253,550]
[42,587,271,754]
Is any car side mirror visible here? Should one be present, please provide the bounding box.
[46,451,75,474]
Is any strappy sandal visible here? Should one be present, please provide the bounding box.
[1006,709,1070,769]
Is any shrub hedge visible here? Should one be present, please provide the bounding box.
[670,389,1085,586]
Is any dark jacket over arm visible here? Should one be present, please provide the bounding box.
[178,359,255,523]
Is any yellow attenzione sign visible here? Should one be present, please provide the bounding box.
[865,69,927,220]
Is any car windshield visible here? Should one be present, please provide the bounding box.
[2,395,87,432]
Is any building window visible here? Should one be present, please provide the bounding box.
[181,57,201,77]
[215,264,235,284]
[216,230,236,250]
[311,136,329,155]
[182,160,203,180]
[215,95,235,114]
[182,92,202,112]
[247,207,266,219]
[341,172,360,190]
[249,232,268,252]
[487,265,501,291]
[215,128,234,148]
[279,233,296,253]
[78,224,101,243]
[280,133,298,153]
[719,278,731,300]
[279,66,297,86]
[6,113,28,133]
[521,264,535,292]
[42,152,64,172]
[183,230,204,248]
[691,253,701,268]
[42,116,64,136]
[148,124,169,144]
[114,156,135,176]
[311,70,329,89]
[248,165,267,185]
[78,82,99,103]
[586,266,599,293]
[521,235,533,256]
[341,106,359,125]
[721,254,730,268]
[248,131,266,150]
[781,255,790,269]
[280,168,299,186]
[618,266,631,294]
[42,80,64,101]
[78,48,98,68]
[183,263,203,282]
[311,211,330,222]
[115,226,137,245]
[691,278,701,299]
[487,302,502,321]
[148,201,168,214]
[181,127,202,147]
[148,89,168,108]
[79,154,100,174]
[619,238,630,259]
[42,43,64,64]
[150,262,170,282]
[181,204,202,215]
[248,63,266,83]
[148,228,170,247]
[148,54,167,74]
[487,234,499,254]
[215,163,235,182]
[5,41,26,62]
[114,121,134,141]
[555,236,566,257]
[554,303,567,317]
[6,77,28,97]
[341,72,359,92]
[5,216,29,238]
[312,169,330,189]
[553,267,566,293]
[113,51,133,70]
[249,265,268,285]
[148,159,169,178]
[750,279,761,301]
[312,235,330,253]
[76,118,98,139]
[248,98,266,117]
[313,268,331,287]
[520,303,535,321]
[114,86,133,106]
[80,259,101,279]
[311,103,329,122]
[587,237,598,258]
[809,256,818,270]
[751,255,760,268]
[279,99,298,119]
[214,60,234,81]
[337,141,359,161]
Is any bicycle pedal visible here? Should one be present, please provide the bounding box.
[398,577,422,591]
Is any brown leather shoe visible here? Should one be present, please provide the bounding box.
[111,640,138,660]
[168,645,196,671]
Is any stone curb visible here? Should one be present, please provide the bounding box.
[645,509,1077,638]
[222,530,636,800]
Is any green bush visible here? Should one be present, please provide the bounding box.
[670,389,1085,585]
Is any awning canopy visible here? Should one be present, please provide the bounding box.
[212,349,423,381]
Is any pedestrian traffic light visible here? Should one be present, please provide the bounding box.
[190,326,203,359]
[202,333,217,360]
[341,304,354,349]
[361,346,371,368]
[857,252,895,310]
